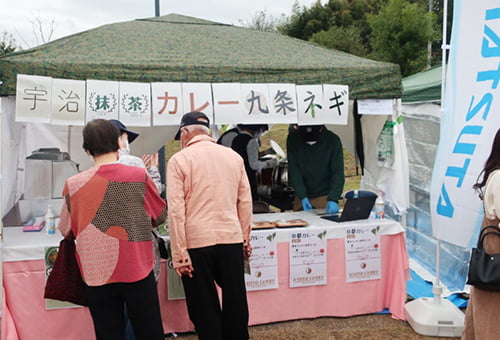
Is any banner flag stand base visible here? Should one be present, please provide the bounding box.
[405,286,464,337]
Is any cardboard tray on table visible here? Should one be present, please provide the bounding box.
[275,219,308,228]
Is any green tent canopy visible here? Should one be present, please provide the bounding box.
[402,65,442,103]
[0,14,401,98]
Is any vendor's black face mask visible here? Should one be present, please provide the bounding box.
[298,126,323,142]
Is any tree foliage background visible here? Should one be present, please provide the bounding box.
[368,0,435,76]
[245,0,451,77]
[0,32,17,57]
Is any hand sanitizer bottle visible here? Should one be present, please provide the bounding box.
[45,205,56,235]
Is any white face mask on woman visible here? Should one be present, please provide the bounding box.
[118,134,130,155]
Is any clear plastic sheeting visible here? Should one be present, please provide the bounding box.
[404,106,440,193]
[402,102,470,292]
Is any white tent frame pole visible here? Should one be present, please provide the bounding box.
[434,0,451,302]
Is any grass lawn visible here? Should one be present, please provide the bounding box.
[165,124,361,194]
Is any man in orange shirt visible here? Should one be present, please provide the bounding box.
[167,111,253,340]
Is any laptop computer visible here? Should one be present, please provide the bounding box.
[321,196,376,223]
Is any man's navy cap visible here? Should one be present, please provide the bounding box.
[174,112,210,140]
[109,119,139,144]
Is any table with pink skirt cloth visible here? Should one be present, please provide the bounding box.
[1,213,409,340]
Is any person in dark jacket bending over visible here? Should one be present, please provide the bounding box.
[286,124,345,214]
[231,124,277,201]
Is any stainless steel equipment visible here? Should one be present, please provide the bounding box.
[272,159,289,187]
[270,159,295,209]
[24,148,79,199]
[256,157,295,211]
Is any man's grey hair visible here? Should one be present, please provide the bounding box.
[184,124,210,135]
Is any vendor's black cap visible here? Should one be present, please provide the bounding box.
[109,119,139,144]
[174,111,210,140]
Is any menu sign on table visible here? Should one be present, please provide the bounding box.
[289,230,327,288]
[245,231,279,291]
[344,225,382,283]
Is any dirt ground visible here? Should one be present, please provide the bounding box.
[165,314,463,340]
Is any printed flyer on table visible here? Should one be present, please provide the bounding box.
[344,225,381,283]
[289,229,327,288]
[245,230,279,291]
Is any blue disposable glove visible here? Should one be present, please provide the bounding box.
[326,201,339,214]
[301,197,313,211]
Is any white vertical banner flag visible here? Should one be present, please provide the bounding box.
[15,74,52,123]
[118,82,151,127]
[151,82,183,126]
[323,84,349,125]
[239,83,271,123]
[212,83,243,124]
[51,78,86,126]
[181,82,214,121]
[296,85,324,125]
[431,2,500,247]
[85,80,119,122]
[267,83,298,124]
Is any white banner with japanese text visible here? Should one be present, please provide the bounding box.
[267,83,298,123]
[15,74,52,123]
[344,224,381,283]
[118,82,151,127]
[212,83,244,124]
[151,82,184,126]
[296,85,324,125]
[15,74,351,127]
[323,84,349,124]
[50,78,86,126]
[289,229,327,288]
[181,82,214,120]
[244,230,279,291]
[85,79,119,121]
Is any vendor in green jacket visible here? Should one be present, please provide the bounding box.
[287,124,345,214]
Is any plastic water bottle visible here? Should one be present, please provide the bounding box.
[374,195,385,219]
[376,120,394,168]
[45,205,56,235]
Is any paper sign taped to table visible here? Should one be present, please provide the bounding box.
[289,230,327,288]
[245,230,279,291]
[344,225,381,283]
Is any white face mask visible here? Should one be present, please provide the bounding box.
[119,137,130,155]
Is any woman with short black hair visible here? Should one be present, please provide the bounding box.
[59,119,167,340]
